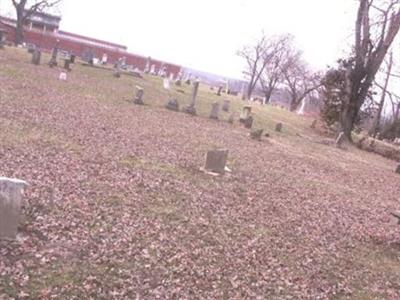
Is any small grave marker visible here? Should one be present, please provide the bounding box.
[275,123,283,132]
[210,102,220,120]
[222,100,230,112]
[31,49,41,65]
[250,129,263,141]
[166,99,179,111]
[134,86,144,105]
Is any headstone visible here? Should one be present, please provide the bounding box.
[59,72,67,81]
[0,29,5,49]
[169,73,175,81]
[275,123,283,132]
[222,100,230,112]
[0,177,28,239]
[184,80,200,115]
[204,150,228,174]
[70,54,76,64]
[64,59,71,71]
[244,116,253,129]
[210,102,220,120]
[31,49,41,65]
[134,86,144,105]
[335,131,345,148]
[163,78,170,90]
[250,129,263,140]
[395,165,400,174]
[150,64,156,75]
[144,57,151,73]
[239,106,252,123]
[113,69,121,78]
[48,46,58,67]
[217,86,223,96]
[166,99,179,112]
[101,53,108,65]
[175,78,182,86]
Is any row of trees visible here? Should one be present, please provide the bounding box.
[237,33,321,111]
[239,0,400,141]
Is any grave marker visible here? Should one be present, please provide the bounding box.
[222,100,230,112]
[210,102,220,120]
[239,106,252,123]
[204,150,228,175]
[134,86,144,105]
[184,79,199,115]
[0,177,28,239]
[275,123,283,132]
[31,49,41,65]
[166,99,180,112]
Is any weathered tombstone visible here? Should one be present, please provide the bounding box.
[184,80,199,115]
[150,64,156,75]
[113,69,121,78]
[239,106,252,123]
[244,116,253,129]
[166,98,180,112]
[0,177,28,239]
[70,54,76,64]
[204,149,228,175]
[217,86,223,96]
[144,57,151,73]
[64,59,71,71]
[210,102,220,120]
[163,78,170,90]
[175,78,182,86]
[31,49,41,65]
[134,86,144,105]
[335,132,345,148]
[395,164,400,174]
[48,45,59,67]
[169,73,175,81]
[222,100,230,112]
[311,119,317,129]
[275,123,283,132]
[0,29,6,49]
[250,129,263,141]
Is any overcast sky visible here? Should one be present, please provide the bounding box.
[0,0,358,79]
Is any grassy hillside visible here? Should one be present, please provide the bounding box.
[1,47,399,299]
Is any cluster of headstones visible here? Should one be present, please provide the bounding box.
[30,44,76,81]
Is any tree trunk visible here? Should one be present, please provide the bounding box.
[264,88,273,104]
[15,9,24,45]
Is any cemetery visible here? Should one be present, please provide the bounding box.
[1,45,400,299]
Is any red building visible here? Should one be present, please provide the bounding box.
[0,12,181,76]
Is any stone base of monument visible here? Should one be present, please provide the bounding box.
[184,105,197,115]
[134,97,144,105]
[200,149,229,176]
[166,99,180,112]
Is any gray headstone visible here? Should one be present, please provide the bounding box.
[49,47,58,67]
[395,165,400,174]
[222,100,230,112]
[64,59,71,71]
[0,177,28,239]
[166,99,179,111]
[210,102,220,120]
[184,80,200,115]
[31,49,41,65]
[275,123,283,132]
[250,129,263,140]
[244,116,253,129]
[134,86,144,105]
[204,150,228,174]
[0,30,6,49]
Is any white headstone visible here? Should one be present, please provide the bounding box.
[163,78,171,90]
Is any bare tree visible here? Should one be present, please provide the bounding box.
[259,34,293,104]
[280,50,322,111]
[11,0,61,45]
[237,33,282,100]
[369,51,393,137]
[340,0,400,140]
